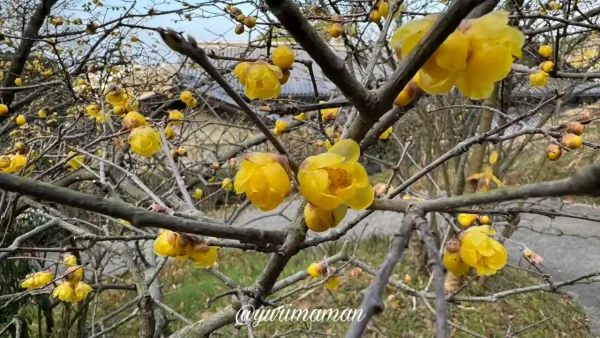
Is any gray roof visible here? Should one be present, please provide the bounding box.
[513,77,600,99]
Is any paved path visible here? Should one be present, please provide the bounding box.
[233,197,600,335]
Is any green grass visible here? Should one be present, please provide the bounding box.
[147,238,590,337]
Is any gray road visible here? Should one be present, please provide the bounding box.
[233,197,600,335]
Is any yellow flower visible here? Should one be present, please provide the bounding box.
[275,120,287,134]
[192,188,203,199]
[168,110,184,124]
[52,282,76,302]
[234,62,251,85]
[379,127,393,140]
[164,125,176,140]
[394,81,417,107]
[456,11,525,99]
[222,178,233,191]
[295,112,307,121]
[562,133,582,150]
[129,127,162,157]
[113,105,126,115]
[530,71,549,87]
[74,281,93,301]
[123,111,147,129]
[0,156,10,169]
[539,45,553,58]
[2,154,28,174]
[38,109,47,118]
[379,1,389,17]
[187,244,219,268]
[457,213,477,227]
[272,46,295,69]
[65,266,84,284]
[479,215,491,224]
[443,250,470,276]
[299,139,373,210]
[234,153,292,211]
[320,101,339,121]
[304,203,347,232]
[87,104,101,118]
[63,254,77,267]
[0,104,8,116]
[104,86,127,106]
[15,78,23,86]
[460,225,507,276]
[540,61,554,73]
[15,115,27,126]
[324,276,340,291]
[244,61,283,100]
[307,262,323,278]
[126,99,139,112]
[67,151,84,170]
[154,230,184,257]
[21,271,54,289]
[180,91,197,108]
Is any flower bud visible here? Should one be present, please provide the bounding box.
[561,133,582,150]
[545,144,562,161]
[566,121,584,136]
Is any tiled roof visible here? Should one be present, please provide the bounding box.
[513,77,600,98]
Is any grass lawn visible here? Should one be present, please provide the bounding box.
[92,237,591,337]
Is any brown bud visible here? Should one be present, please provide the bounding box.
[234,23,244,35]
[445,238,461,253]
[86,23,98,35]
[243,16,256,28]
[229,7,242,18]
[373,183,387,198]
[15,142,26,152]
[566,121,584,136]
[579,111,593,120]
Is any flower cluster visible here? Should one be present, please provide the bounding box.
[443,225,508,276]
[390,11,524,99]
[0,154,28,174]
[153,230,219,268]
[545,120,585,161]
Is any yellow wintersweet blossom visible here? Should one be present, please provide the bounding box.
[154,230,184,257]
[243,61,283,100]
[104,85,127,106]
[456,11,525,99]
[307,262,323,278]
[274,120,287,135]
[272,46,295,69]
[443,250,470,276]
[390,11,524,99]
[320,101,339,121]
[67,151,84,170]
[187,244,219,268]
[234,153,292,211]
[457,213,477,227]
[180,91,197,108]
[15,115,27,126]
[74,281,93,301]
[0,156,10,169]
[379,127,393,140]
[460,225,507,276]
[325,127,341,150]
[21,271,54,289]
[324,276,340,291]
[234,62,251,84]
[0,104,8,115]
[164,125,176,140]
[304,203,347,232]
[192,188,203,199]
[65,266,83,284]
[15,78,23,86]
[53,282,76,302]
[298,139,374,210]
[530,71,549,87]
[295,112,307,121]
[221,178,233,191]
[168,110,184,124]
[123,111,147,129]
[129,127,162,157]
[63,254,77,267]
[540,61,554,73]
[539,44,553,58]
[2,154,28,174]
[466,150,502,191]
